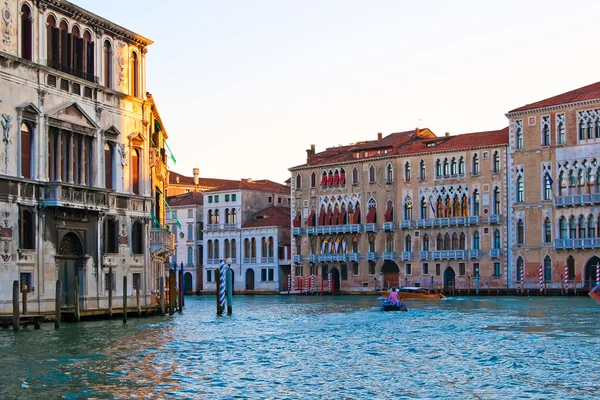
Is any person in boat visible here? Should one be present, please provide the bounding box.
[398,296,408,311]
[388,288,399,305]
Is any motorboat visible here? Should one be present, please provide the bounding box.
[379,287,446,300]
[379,299,408,312]
[589,283,600,304]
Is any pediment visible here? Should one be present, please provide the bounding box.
[46,102,99,130]
[16,102,41,116]
[128,131,146,145]
[102,125,121,138]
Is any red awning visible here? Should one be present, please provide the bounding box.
[325,209,333,225]
[307,211,316,227]
[333,172,339,185]
[366,206,376,223]
[293,212,301,228]
[340,172,346,185]
[384,203,393,222]
[318,209,326,225]
[327,174,334,185]
[339,209,347,225]
[353,206,361,224]
[320,174,327,185]
[332,209,340,225]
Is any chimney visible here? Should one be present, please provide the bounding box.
[306,144,316,162]
[242,178,253,183]
[193,168,199,185]
[377,132,382,140]
[176,176,180,184]
[415,127,420,136]
[445,132,450,137]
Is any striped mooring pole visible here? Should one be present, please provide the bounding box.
[287,274,292,292]
[305,274,309,294]
[520,263,524,290]
[596,262,600,284]
[564,264,569,289]
[539,263,543,293]
[328,273,332,294]
[310,274,315,291]
[218,261,226,314]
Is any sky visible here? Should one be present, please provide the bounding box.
[74,0,600,184]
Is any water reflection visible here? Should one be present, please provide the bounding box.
[0,296,599,399]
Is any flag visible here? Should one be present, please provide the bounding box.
[547,173,554,188]
[428,196,436,216]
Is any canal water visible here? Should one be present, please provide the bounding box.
[1,295,599,399]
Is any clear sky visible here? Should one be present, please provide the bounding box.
[74,0,600,184]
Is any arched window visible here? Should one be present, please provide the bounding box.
[558,171,565,196]
[451,233,458,249]
[404,162,410,181]
[443,158,449,176]
[450,157,457,175]
[310,171,316,188]
[231,239,237,259]
[459,232,465,250]
[224,239,231,258]
[20,209,35,250]
[492,187,500,214]
[458,156,465,175]
[461,195,468,217]
[559,216,567,239]
[352,167,359,185]
[453,196,460,217]
[132,221,143,254]
[517,219,524,244]
[472,153,480,175]
[422,234,430,251]
[419,159,426,180]
[435,159,441,177]
[20,122,32,179]
[577,169,585,194]
[46,15,58,66]
[369,165,375,182]
[187,247,193,266]
[473,230,480,250]
[104,142,113,189]
[386,163,393,183]
[261,237,268,258]
[208,210,214,225]
[493,151,500,173]
[542,118,551,146]
[557,116,565,144]
[214,239,220,259]
[493,229,501,249]
[543,255,552,281]
[103,40,112,88]
[544,217,552,243]
[214,209,220,224]
[516,175,524,202]
[405,235,412,252]
[130,52,139,97]
[588,215,596,238]
[436,233,443,250]
[132,148,140,195]
[340,168,346,185]
[516,256,524,281]
[231,209,237,224]
[244,238,250,258]
[224,208,230,224]
[420,197,428,219]
[20,4,33,61]
[444,233,451,250]
[403,198,412,220]
[207,240,213,260]
[251,238,256,258]
[569,216,576,239]
[295,173,302,189]
[187,224,193,241]
[472,190,480,216]
[579,215,586,239]
[515,121,523,149]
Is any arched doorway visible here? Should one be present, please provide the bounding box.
[245,269,255,291]
[584,256,600,287]
[57,232,85,307]
[443,267,456,290]
[566,255,575,283]
[184,272,193,294]
[381,260,399,289]
[330,267,341,294]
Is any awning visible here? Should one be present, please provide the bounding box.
[318,208,326,225]
[307,211,316,227]
[366,206,376,223]
[339,208,347,225]
[325,209,333,225]
[332,208,340,225]
[340,172,346,185]
[320,174,327,185]
[293,212,301,228]
[164,197,182,229]
[384,202,393,222]
[333,172,339,185]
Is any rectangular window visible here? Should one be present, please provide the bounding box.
[472,263,480,277]
[208,196,213,204]
[215,195,219,203]
[321,264,329,278]
[232,194,237,202]
[352,262,359,276]
[341,264,347,280]
[493,262,501,277]
[225,194,230,202]
[459,263,466,276]
[278,197,282,204]
[405,263,412,275]
[206,269,212,282]
[188,209,193,218]
[261,269,267,281]
[20,272,32,291]
[422,262,429,275]
[268,196,273,203]
[436,263,441,276]
[368,262,375,275]
[104,272,116,291]
[132,273,141,290]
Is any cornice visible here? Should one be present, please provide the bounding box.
[505,98,600,119]
[42,0,153,46]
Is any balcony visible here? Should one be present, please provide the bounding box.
[291,227,302,236]
[364,223,377,232]
[318,254,334,262]
[554,238,600,249]
[401,251,412,261]
[366,252,377,261]
[383,222,395,231]
[467,216,480,225]
[489,248,501,258]
[555,193,600,207]
[48,59,95,83]
[344,224,362,233]
[416,219,434,228]
[383,251,396,260]
[306,227,316,235]
[419,251,430,260]
[152,154,166,182]
[308,254,318,263]
[150,228,174,256]
[488,214,502,224]
[293,255,302,263]
[43,184,109,211]
[468,249,481,259]
[349,253,359,262]
[333,254,347,262]
[432,250,466,260]
[399,220,413,229]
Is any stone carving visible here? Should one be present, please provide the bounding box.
[1,113,12,174]
[0,211,12,264]
[117,42,127,87]
[2,2,10,47]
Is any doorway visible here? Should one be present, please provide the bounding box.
[585,256,600,287]
[443,267,456,290]
[381,260,400,289]
[245,268,255,291]
[330,267,341,294]
[184,272,193,294]
[57,232,85,307]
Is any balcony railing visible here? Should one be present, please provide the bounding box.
[308,254,318,263]
[554,238,600,249]
[468,249,481,259]
[364,223,377,232]
[366,252,377,261]
[401,251,412,261]
[307,227,316,235]
[489,248,501,258]
[383,251,396,260]
[150,228,174,256]
[293,255,302,263]
[416,219,434,228]
[467,216,480,225]
[334,254,347,262]
[419,251,430,260]
[383,222,395,231]
[43,184,109,210]
[344,224,362,233]
[555,193,600,207]
[291,227,302,236]
[399,220,413,229]
[432,250,466,260]
[47,59,95,82]
[488,214,502,224]
[414,216,479,228]
[349,253,359,262]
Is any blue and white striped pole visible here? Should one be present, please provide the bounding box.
[218,260,225,314]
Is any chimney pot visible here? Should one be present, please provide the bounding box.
[445,132,450,137]
[377,132,382,140]
[193,168,199,185]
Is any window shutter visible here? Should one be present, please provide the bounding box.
[46,25,53,64]
[52,28,60,67]
[21,128,31,179]
[60,30,68,69]
[88,41,95,81]
[66,33,73,73]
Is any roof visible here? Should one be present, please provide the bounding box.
[397,127,509,155]
[166,192,203,207]
[509,81,600,113]
[203,179,290,196]
[242,206,291,228]
[168,171,239,190]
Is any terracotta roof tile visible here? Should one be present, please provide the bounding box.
[168,171,239,190]
[166,192,204,207]
[242,206,291,228]
[398,127,509,155]
[203,180,290,195]
[509,81,600,113]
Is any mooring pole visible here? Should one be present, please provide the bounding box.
[12,281,19,331]
[74,275,80,322]
[22,285,27,316]
[169,271,175,316]
[159,276,165,316]
[123,276,127,324]
[108,266,113,318]
[55,280,62,330]
[217,261,225,315]
[178,267,184,312]
[136,282,141,317]
[226,267,233,315]
[475,268,480,295]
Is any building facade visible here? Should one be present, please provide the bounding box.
[289,128,509,293]
[201,180,291,293]
[0,0,169,313]
[506,81,600,291]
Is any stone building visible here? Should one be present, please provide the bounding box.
[0,0,169,314]
[202,180,291,293]
[289,128,509,293]
[506,81,600,291]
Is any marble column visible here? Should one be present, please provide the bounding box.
[55,129,62,182]
[16,112,22,178]
[68,133,74,184]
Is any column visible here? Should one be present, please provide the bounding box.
[30,123,37,180]
[55,129,62,182]
[68,133,75,184]
[80,138,86,186]
[16,112,22,177]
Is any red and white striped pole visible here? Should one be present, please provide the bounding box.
[328,273,332,294]
[539,263,543,293]
[310,274,315,291]
[596,262,600,284]
[305,274,309,294]
[564,264,569,290]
